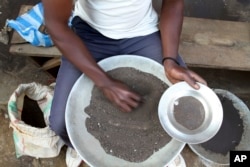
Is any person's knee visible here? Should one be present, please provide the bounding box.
[49,113,73,147]
[49,113,67,136]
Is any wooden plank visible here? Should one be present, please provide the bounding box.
[41,57,61,70]
[27,57,56,79]
[180,17,250,71]
[9,5,61,58]
[10,43,61,57]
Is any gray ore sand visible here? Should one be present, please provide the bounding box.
[85,67,172,162]
[174,96,205,130]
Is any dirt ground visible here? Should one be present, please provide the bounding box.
[0,0,249,167]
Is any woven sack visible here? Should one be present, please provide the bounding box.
[7,82,64,158]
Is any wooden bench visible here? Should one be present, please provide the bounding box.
[9,5,61,71]
[180,17,250,71]
[9,5,250,72]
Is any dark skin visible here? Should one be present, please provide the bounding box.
[42,0,207,112]
[160,0,206,89]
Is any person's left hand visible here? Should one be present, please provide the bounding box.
[164,60,207,89]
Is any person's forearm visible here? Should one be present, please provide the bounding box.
[50,26,111,87]
[159,0,184,60]
[42,0,112,88]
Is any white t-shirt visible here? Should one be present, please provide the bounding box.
[73,0,159,39]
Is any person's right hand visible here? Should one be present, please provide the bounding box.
[99,78,142,112]
[164,59,207,89]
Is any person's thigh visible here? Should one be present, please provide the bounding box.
[120,31,186,67]
[71,16,120,62]
[120,31,163,63]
